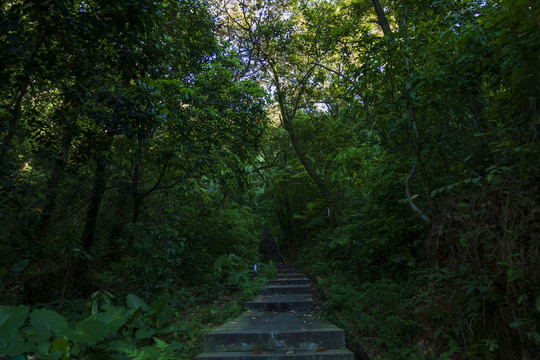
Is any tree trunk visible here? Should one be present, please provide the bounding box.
[80,154,107,253]
[371,0,392,35]
[1,29,47,165]
[106,185,128,257]
[284,123,341,222]
[126,142,143,251]
[37,126,74,235]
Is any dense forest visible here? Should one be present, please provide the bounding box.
[1,0,539,359]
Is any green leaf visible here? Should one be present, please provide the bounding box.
[135,326,156,339]
[67,318,110,345]
[93,306,129,329]
[0,305,28,340]
[30,308,68,338]
[0,337,33,357]
[106,340,137,355]
[49,337,70,360]
[125,307,143,327]
[35,350,62,360]
[7,356,28,360]
[388,252,415,267]
[214,254,228,270]
[91,301,98,316]
[126,294,149,311]
[509,320,527,328]
[535,295,540,313]
[144,294,170,320]
[10,259,29,273]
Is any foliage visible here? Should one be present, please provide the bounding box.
[1,0,539,358]
[0,0,268,297]
[0,293,180,359]
[245,0,540,358]
[0,260,274,360]
[319,277,420,359]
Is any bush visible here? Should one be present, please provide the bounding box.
[320,276,420,359]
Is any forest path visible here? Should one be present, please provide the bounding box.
[196,265,354,359]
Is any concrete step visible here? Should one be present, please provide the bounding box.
[277,267,302,272]
[269,279,311,286]
[277,265,299,270]
[245,294,314,311]
[277,267,303,274]
[197,349,354,359]
[278,273,307,278]
[260,285,311,295]
[203,311,347,352]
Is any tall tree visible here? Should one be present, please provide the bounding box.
[217,0,356,220]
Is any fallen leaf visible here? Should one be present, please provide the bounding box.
[313,349,328,352]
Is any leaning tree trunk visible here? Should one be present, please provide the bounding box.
[371,0,392,35]
[281,110,341,223]
[290,129,339,219]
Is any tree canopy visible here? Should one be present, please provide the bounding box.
[1,0,539,359]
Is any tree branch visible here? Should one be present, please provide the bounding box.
[405,119,431,224]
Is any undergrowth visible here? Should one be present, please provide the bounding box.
[0,262,276,360]
[316,275,422,359]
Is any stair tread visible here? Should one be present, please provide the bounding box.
[197,349,354,359]
[247,293,314,303]
[197,268,352,358]
[208,310,340,333]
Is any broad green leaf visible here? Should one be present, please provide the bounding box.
[126,294,149,311]
[34,339,63,360]
[93,307,129,329]
[49,337,70,360]
[6,356,28,360]
[0,305,28,340]
[214,254,228,270]
[67,318,110,345]
[0,337,33,357]
[30,308,68,338]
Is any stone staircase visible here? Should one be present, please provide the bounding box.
[196,265,354,359]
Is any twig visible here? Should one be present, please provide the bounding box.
[58,255,72,313]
